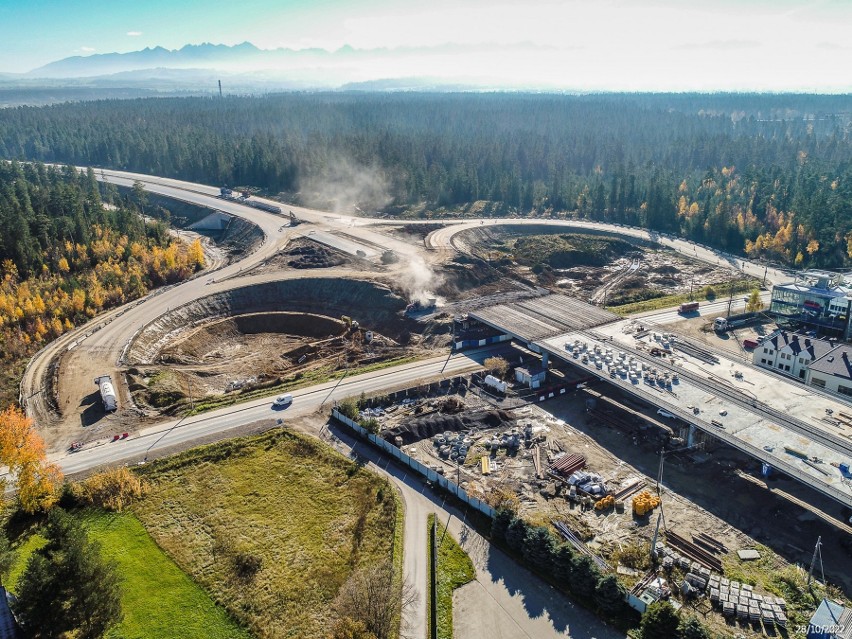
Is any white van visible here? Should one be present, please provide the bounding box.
[273,393,293,407]
[656,408,675,419]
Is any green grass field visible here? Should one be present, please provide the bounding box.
[8,509,250,639]
[429,515,476,639]
[132,429,399,638]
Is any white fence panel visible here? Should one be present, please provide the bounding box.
[332,408,495,519]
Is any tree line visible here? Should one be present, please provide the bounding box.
[0,161,204,405]
[0,92,850,267]
[491,507,712,638]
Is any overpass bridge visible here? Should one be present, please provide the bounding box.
[468,293,852,509]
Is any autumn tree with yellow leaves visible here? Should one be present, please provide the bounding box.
[0,162,205,405]
[0,406,63,513]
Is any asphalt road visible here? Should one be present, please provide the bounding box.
[53,341,624,638]
[633,291,772,325]
[323,420,625,639]
[52,348,488,473]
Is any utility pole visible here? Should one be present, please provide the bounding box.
[808,536,824,586]
[657,442,703,495]
[727,280,735,318]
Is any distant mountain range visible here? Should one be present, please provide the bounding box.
[18,41,549,93]
[28,42,320,78]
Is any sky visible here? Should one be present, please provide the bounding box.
[1,0,851,91]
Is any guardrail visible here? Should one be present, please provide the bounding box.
[332,407,496,519]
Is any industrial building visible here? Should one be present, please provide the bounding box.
[807,599,852,639]
[769,270,852,339]
[753,330,852,397]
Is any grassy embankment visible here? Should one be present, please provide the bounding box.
[9,429,401,639]
[495,233,636,270]
[607,278,760,316]
[132,429,399,637]
[720,544,846,639]
[428,514,476,639]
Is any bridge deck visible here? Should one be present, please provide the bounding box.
[469,294,618,341]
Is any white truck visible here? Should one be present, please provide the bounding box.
[94,375,118,412]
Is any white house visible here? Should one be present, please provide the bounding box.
[807,346,852,398]
[753,331,834,381]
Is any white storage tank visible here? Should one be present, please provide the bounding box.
[93,375,117,412]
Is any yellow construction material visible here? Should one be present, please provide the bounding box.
[595,495,615,511]
[632,490,661,516]
[481,456,491,475]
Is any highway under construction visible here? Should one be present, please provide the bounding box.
[468,293,852,509]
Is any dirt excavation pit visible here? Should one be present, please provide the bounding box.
[123,278,446,415]
[456,225,750,306]
[129,311,407,413]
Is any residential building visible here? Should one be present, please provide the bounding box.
[753,331,835,381]
[754,329,852,399]
[807,345,852,397]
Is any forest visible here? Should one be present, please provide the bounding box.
[0,92,850,267]
[0,161,204,405]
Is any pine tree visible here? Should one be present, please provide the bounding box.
[15,509,123,639]
[679,616,711,639]
[639,601,680,639]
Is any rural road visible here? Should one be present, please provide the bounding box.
[323,423,626,639]
[52,341,624,638]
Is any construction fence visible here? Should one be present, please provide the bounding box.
[331,407,497,520]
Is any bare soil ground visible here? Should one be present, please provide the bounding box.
[371,378,852,637]
[129,311,410,413]
[244,238,365,276]
[457,226,745,306]
[662,315,778,362]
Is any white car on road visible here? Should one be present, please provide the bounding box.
[273,393,293,408]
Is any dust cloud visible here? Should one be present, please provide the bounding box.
[299,156,392,215]
[299,155,442,306]
[400,252,444,307]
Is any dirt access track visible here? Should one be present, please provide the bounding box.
[450,224,747,305]
[23,167,425,453]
